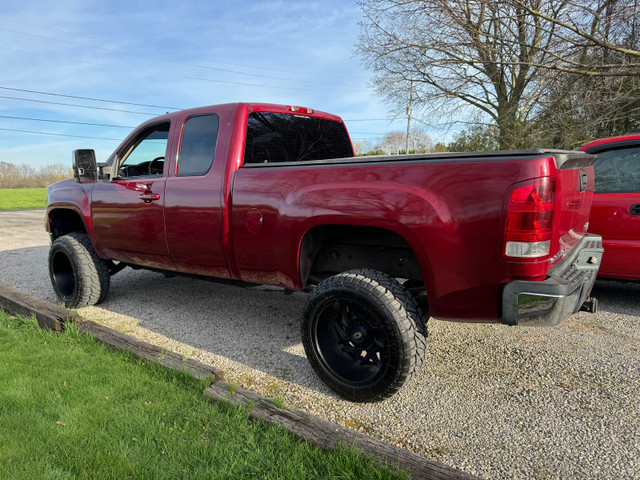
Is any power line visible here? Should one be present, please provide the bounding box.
[0,95,160,115]
[0,83,403,134]
[0,85,403,123]
[344,118,397,122]
[0,115,390,138]
[0,86,179,110]
[349,132,389,135]
[0,127,383,145]
[0,16,88,40]
[0,114,134,129]
[0,127,121,141]
[349,136,386,140]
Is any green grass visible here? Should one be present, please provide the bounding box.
[0,188,47,210]
[0,311,405,480]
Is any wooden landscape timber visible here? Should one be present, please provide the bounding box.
[204,382,478,480]
[0,282,80,331]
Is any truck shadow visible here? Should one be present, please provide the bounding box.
[591,279,640,316]
[95,268,332,394]
[0,245,59,303]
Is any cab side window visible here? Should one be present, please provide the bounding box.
[177,114,219,176]
[118,123,170,178]
[593,146,640,193]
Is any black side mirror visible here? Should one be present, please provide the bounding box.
[73,149,97,183]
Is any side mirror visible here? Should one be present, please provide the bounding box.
[73,149,97,183]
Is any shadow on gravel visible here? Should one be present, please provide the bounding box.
[0,245,54,301]
[93,268,331,395]
[591,279,640,316]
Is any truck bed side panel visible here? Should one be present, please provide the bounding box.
[230,157,560,321]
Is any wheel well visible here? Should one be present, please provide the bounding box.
[300,225,424,287]
[48,209,87,240]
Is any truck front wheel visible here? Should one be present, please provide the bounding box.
[48,233,110,308]
[302,269,427,402]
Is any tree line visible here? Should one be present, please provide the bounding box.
[353,128,446,155]
[353,127,500,155]
[0,161,72,188]
[357,0,640,151]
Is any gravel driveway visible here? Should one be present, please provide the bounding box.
[1,209,638,479]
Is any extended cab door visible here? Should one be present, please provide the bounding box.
[587,143,640,279]
[91,122,174,269]
[163,112,231,278]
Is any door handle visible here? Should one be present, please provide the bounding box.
[631,204,640,215]
[139,192,160,203]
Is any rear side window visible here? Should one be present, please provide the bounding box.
[593,146,640,193]
[244,112,353,164]
[177,114,219,176]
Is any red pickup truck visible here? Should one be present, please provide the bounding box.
[46,102,603,401]
[579,134,640,280]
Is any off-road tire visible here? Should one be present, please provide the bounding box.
[302,269,428,402]
[48,232,110,308]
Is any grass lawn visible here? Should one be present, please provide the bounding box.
[0,188,47,210]
[0,311,405,480]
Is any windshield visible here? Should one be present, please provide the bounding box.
[244,112,353,164]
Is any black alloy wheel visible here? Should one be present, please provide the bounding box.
[302,269,428,402]
[314,297,388,386]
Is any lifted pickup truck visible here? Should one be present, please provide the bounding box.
[579,134,640,280]
[46,102,603,401]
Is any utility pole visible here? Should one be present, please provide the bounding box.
[405,80,413,154]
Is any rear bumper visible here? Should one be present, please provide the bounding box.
[502,234,603,326]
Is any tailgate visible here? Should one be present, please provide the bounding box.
[552,153,597,265]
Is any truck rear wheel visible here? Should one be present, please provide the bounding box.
[48,233,110,308]
[302,269,427,402]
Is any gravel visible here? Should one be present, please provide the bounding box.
[1,209,639,479]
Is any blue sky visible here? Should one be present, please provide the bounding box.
[0,0,410,168]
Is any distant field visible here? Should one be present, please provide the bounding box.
[0,188,47,210]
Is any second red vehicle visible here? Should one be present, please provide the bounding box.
[579,134,640,280]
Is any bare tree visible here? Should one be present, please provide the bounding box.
[352,139,374,155]
[532,67,640,148]
[512,0,640,75]
[0,161,72,188]
[0,162,20,188]
[376,129,434,155]
[380,131,407,154]
[527,1,640,146]
[409,128,434,153]
[356,0,640,149]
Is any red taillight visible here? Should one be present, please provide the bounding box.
[504,177,556,258]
